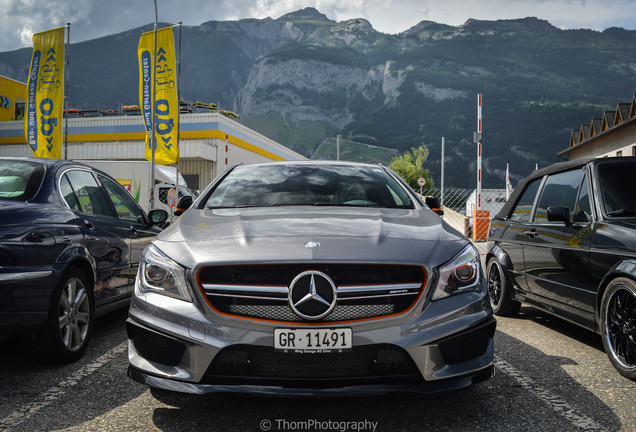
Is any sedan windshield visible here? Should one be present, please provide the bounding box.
[204,164,414,209]
[0,160,45,201]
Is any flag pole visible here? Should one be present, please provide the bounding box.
[174,21,182,220]
[150,0,158,210]
[64,22,70,159]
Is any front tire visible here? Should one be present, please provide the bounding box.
[600,278,636,381]
[31,268,94,363]
[486,257,521,316]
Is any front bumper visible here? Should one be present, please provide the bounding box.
[126,283,496,395]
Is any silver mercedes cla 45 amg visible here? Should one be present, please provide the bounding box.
[126,161,496,395]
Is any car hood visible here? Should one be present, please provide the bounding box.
[154,207,468,269]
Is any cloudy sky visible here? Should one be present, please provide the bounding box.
[2,0,636,52]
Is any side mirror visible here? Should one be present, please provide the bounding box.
[175,195,193,216]
[547,206,570,225]
[425,196,444,216]
[148,209,169,225]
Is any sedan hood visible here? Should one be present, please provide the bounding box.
[155,207,467,269]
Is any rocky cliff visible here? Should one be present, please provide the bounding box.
[1,8,636,187]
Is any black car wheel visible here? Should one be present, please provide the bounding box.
[31,268,94,363]
[486,257,521,316]
[600,278,636,381]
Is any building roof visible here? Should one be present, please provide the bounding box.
[560,92,636,159]
[590,117,602,137]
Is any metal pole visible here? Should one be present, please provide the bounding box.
[64,23,70,159]
[477,94,482,211]
[336,134,340,161]
[506,163,510,201]
[174,22,182,222]
[150,0,158,210]
[441,137,445,209]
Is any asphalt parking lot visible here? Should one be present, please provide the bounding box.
[1,300,635,432]
[1,240,634,431]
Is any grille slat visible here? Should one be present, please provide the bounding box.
[197,263,426,322]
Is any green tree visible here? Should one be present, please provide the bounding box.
[389,144,434,191]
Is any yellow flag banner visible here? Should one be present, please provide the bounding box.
[138,27,179,165]
[24,27,65,159]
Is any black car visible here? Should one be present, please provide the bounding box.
[0,157,167,363]
[486,157,636,380]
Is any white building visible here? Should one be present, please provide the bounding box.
[0,112,306,192]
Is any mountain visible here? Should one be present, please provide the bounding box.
[2,7,636,188]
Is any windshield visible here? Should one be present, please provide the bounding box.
[0,160,45,201]
[598,161,636,218]
[204,164,414,209]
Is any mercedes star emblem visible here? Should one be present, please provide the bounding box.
[304,240,320,249]
[288,270,337,320]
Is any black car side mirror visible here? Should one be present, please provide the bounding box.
[148,209,169,225]
[425,196,444,216]
[547,206,571,225]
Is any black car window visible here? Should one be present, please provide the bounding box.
[573,173,591,223]
[510,178,542,222]
[97,174,145,222]
[598,162,636,217]
[0,160,45,201]
[64,170,114,217]
[535,169,584,223]
[60,175,81,211]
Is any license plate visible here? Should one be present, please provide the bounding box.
[274,328,352,352]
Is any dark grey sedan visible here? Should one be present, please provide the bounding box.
[127,161,496,396]
[0,157,167,363]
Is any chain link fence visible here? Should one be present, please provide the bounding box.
[421,187,510,241]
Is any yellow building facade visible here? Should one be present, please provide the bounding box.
[0,76,26,122]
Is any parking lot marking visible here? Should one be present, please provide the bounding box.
[0,342,127,431]
[495,356,607,432]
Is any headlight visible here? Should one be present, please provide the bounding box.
[137,244,192,302]
[431,244,481,301]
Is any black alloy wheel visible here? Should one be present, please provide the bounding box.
[486,257,521,316]
[601,278,636,381]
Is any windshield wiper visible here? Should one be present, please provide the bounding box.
[206,204,261,209]
[607,209,636,217]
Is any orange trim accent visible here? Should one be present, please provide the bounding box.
[195,265,428,326]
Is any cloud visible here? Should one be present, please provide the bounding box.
[18,26,33,46]
[0,0,635,53]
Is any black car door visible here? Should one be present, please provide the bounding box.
[522,168,596,325]
[60,169,132,306]
[493,177,545,293]
[95,173,160,292]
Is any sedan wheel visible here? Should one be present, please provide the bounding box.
[601,278,636,381]
[32,269,94,363]
[486,257,521,316]
[58,275,91,352]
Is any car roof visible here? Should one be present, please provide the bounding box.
[231,160,385,169]
[0,156,76,169]
[496,156,631,219]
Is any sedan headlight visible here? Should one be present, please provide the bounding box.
[431,244,481,301]
[137,244,192,302]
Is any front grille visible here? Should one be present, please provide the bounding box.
[197,263,426,323]
[204,344,421,382]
